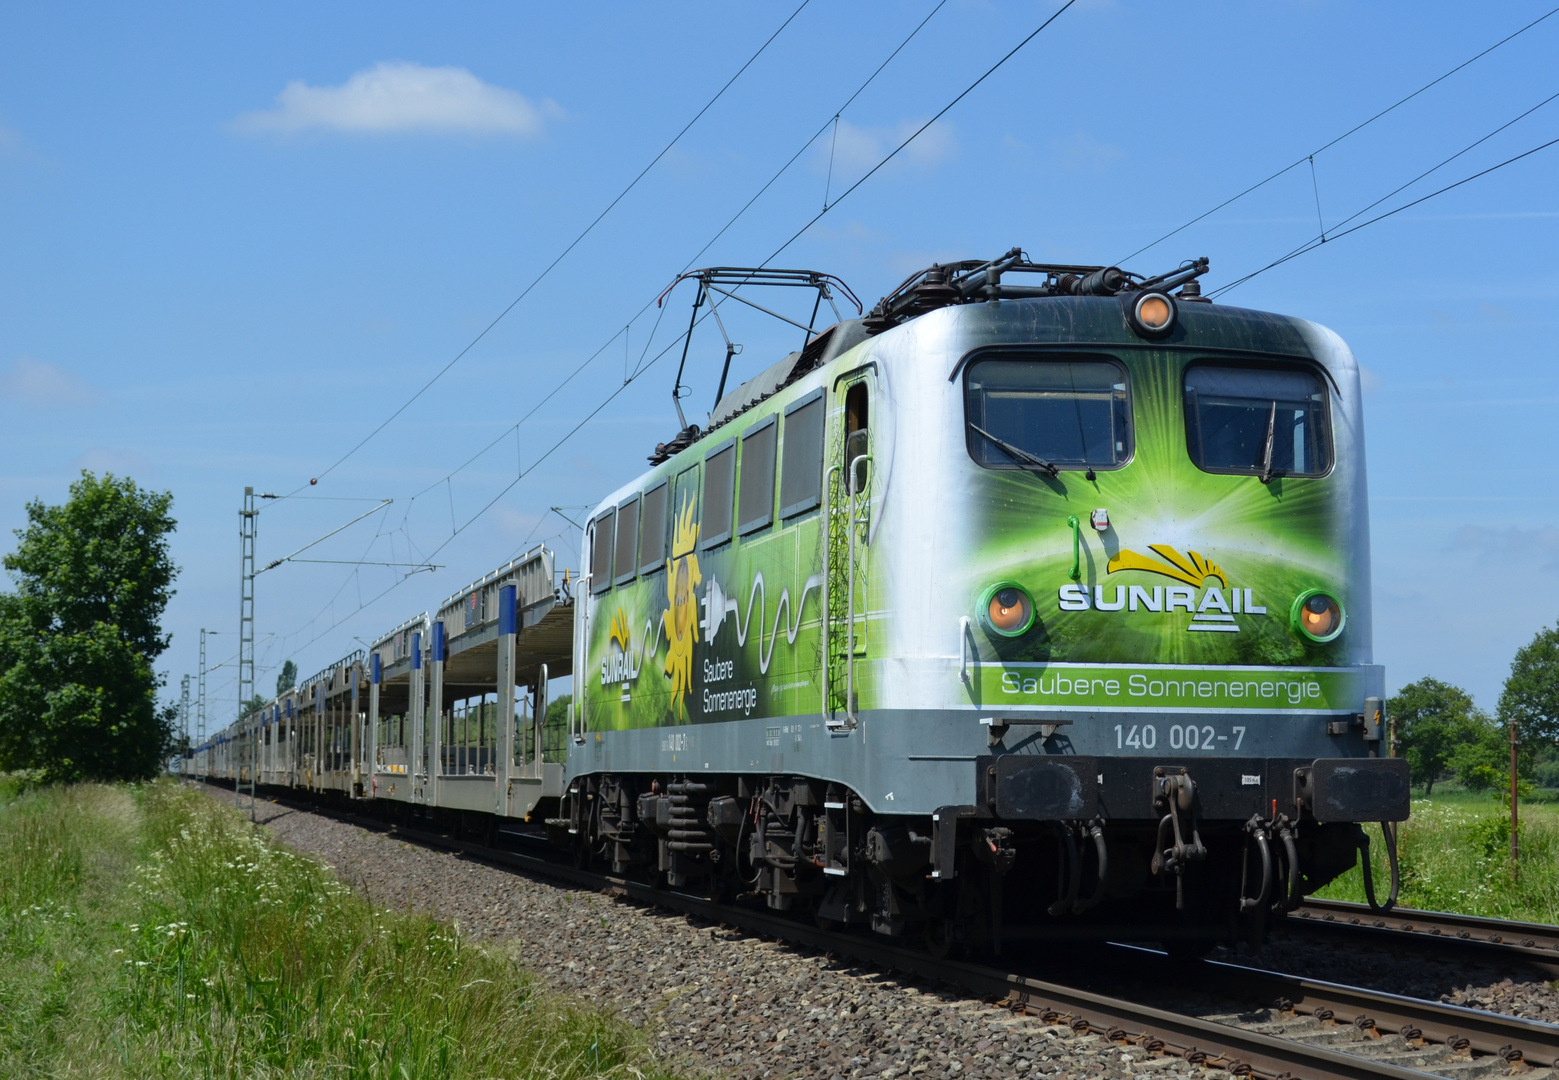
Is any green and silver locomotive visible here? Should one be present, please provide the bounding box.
[567,252,1408,952]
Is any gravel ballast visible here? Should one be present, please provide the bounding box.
[199,785,1559,1077]
[199,786,1211,1080]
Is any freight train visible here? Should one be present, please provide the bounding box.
[193,249,1408,955]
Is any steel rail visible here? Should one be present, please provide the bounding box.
[1290,898,1559,977]
[1141,949,1559,1069]
[216,785,1547,1080]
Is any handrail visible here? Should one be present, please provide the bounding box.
[959,617,972,685]
[844,452,873,729]
[1066,515,1081,581]
[822,464,840,725]
[438,544,551,612]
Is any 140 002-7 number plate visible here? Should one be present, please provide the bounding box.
[1115,723,1245,750]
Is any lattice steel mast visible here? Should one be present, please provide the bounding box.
[197,629,207,751]
[179,674,191,772]
[238,487,257,820]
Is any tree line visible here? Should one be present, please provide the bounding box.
[1392,626,1559,794]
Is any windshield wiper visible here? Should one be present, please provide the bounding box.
[969,423,1060,478]
[1258,400,1277,484]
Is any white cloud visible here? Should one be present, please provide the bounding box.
[818,118,957,178]
[0,357,98,407]
[232,61,561,136]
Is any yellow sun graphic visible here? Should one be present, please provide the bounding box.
[608,607,632,653]
[1107,544,1228,588]
[662,492,701,717]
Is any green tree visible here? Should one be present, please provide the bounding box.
[1499,621,1559,744]
[276,659,297,697]
[0,472,177,782]
[3,471,175,660]
[1389,677,1485,795]
[1447,717,1518,792]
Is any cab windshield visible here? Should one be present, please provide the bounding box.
[1183,364,1331,478]
[964,356,1131,473]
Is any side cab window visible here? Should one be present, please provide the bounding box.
[779,389,825,518]
[588,509,615,595]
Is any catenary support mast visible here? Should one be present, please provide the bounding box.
[179,674,191,772]
[238,487,257,820]
[197,629,207,751]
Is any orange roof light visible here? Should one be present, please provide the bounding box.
[1129,291,1177,338]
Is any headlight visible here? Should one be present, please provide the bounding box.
[1128,291,1177,337]
[1291,589,1345,643]
[980,582,1035,637]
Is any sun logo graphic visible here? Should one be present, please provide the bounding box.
[601,607,637,692]
[608,607,632,652]
[1060,544,1265,632]
[1106,545,1227,588]
[662,492,702,717]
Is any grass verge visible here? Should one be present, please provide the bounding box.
[0,779,679,1079]
[1315,790,1559,923]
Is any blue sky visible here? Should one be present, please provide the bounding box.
[1,1,1556,718]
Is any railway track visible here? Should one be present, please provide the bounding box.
[1290,898,1559,977]
[223,785,1559,1080]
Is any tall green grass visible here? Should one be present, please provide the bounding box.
[0,780,679,1079]
[1316,790,1559,924]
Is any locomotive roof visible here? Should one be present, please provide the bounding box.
[635,251,1351,499]
[952,292,1320,360]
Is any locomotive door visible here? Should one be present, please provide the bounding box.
[825,370,874,727]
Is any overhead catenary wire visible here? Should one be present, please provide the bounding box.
[758,0,1077,269]
[396,0,952,512]
[1210,131,1559,299]
[257,500,393,573]
[390,0,1063,528]
[287,1,813,499]
[678,0,949,271]
[271,321,705,660]
[281,559,444,570]
[1208,86,1559,296]
[184,11,1551,714]
[298,0,954,606]
[1119,3,1559,265]
[273,501,400,655]
[265,0,1078,667]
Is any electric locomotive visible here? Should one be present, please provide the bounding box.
[565,251,1408,953]
[189,249,1409,956]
